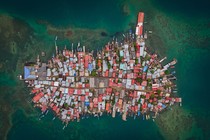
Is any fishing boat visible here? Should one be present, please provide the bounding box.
[39,115,44,120]
[134,115,136,120]
[62,125,66,130]
[45,110,49,115]
[171,71,176,74]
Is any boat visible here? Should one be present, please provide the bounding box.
[62,125,66,130]
[39,115,44,120]
[45,110,49,115]
[170,59,177,65]
[159,57,167,63]
[171,71,176,74]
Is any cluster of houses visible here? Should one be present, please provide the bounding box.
[23,12,182,124]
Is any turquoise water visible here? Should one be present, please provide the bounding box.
[0,0,210,139]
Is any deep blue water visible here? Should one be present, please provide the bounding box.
[152,0,210,18]
[0,0,131,32]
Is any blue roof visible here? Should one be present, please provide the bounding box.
[85,102,90,106]
[24,66,36,80]
[143,65,148,72]
[162,104,167,109]
[148,103,152,108]
[88,63,93,72]
[138,111,141,116]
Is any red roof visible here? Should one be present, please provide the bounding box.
[81,96,85,102]
[68,88,74,95]
[77,112,80,118]
[52,105,58,111]
[98,95,103,102]
[106,45,109,51]
[105,70,109,77]
[142,103,147,109]
[32,89,39,94]
[138,12,144,23]
[84,55,89,68]
[138,26,143,35]
[65,50,69,56]
[146,94,150,99]
[131,106,135,112]
[77,89,81,95]
[133,91,137,98]
[108,80,113,87]
[70,53,74,58]
[93,97,98,104]
[85,83,90,88]
[68,111,71,115]
[118,83,122,86]
[50,103,54,108]
[112,72,116,77]
[142,73,146,80]
[152,87,158,91]
[105,103,110,111]
[134,68,139,73]
[135,105,138,112]
[132,79,135,85]
[94,104,98,108]
[41,105,47,112]
[141,81,147,87]
[33,92,44,103]
[106,87,112,93]
[115,92,119,96]
[119,99,123,105]
[56,108,60,114]
[85,92,89,96]
[175,98,182,102]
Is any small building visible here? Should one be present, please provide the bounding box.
[24,64,37,80]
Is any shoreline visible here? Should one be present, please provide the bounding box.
[21,12,181,126]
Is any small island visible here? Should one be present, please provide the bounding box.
[20,12,181,128]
